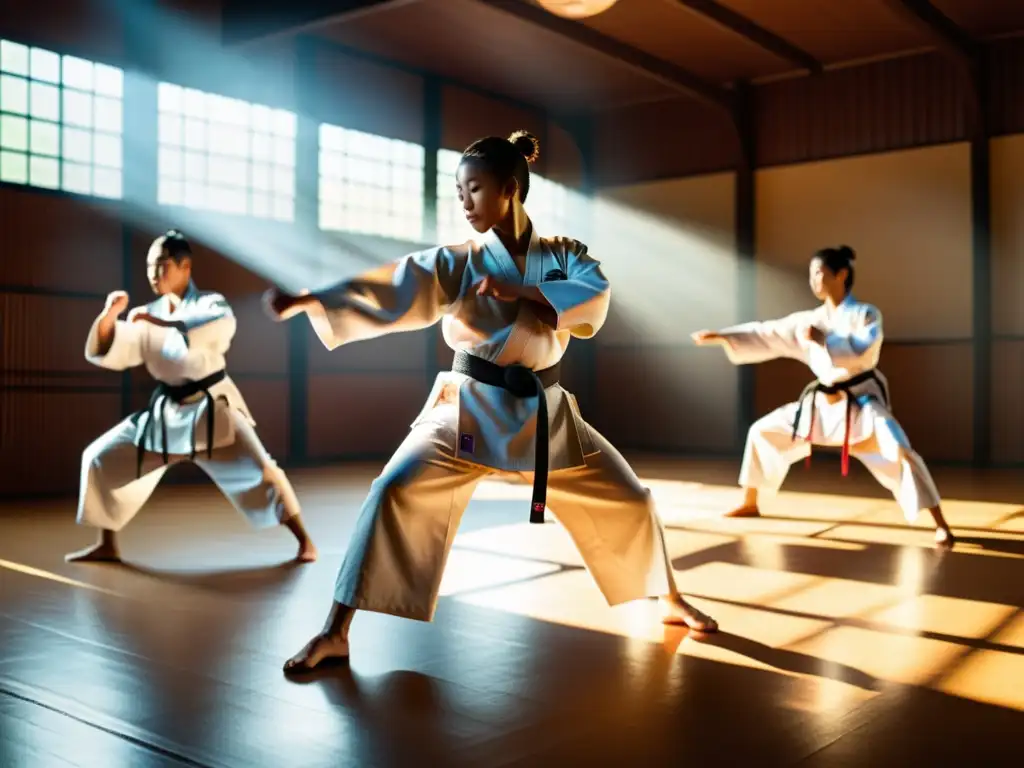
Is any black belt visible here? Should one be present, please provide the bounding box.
[452,351,560,524]
[131,369,227,478]
[791,368,889,476]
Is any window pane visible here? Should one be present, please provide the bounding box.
[63,89,92,128]
[273,137,294,167]
[209,185,246,214]
[0,149,28,183]
[93,132,121,168]
[273,195,293,221]
[250,104,273,133]
[93,96,122,134]
[30,47,60,83]
[184,180,207,208]
[251,163,272,191]
[158,146,182,178]
[0,114,28,151]
[158,82,183,113]
[209,124,247,156]
[158,179,183,205]
[320,123,344,152]
[61,161,91,194]
[61,55,93,91]
[29,154,58,189]
[0,40,29,76]
[93,167,121,199]
[319,150,343,179]
[252,192,271,219]
[208,155,247,188]
[29,81,59,120]
[273,167,293,197]
[183,151,206,181]
[158,114,183,146]
[93,63,123,97]
[251,132,272,161]
[29,119,58,156]
[1,74,29,114]
[183,118,206,151]
[182,88,207,118]
[273,109,296,138]
[62,126,91,163]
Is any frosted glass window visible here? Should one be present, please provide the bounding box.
[0,39,123,198]
[318,123,425,241]
[157,81,296,220]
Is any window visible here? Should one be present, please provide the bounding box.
[156,82,296,221]
[435,148,473,245]
[0,39,123,198]
[318,124,424,242]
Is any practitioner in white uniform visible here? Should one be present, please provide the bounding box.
[66,231,318,564]
[692,245,955,548]
[265,131,719,673]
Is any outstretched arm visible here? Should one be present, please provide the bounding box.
[266,246,469,350]
[693,312,810,365]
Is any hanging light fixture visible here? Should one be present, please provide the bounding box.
[535,0,620,20]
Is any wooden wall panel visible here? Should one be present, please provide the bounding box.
[0,0,125,61]
[990,133,1024,336]
[592,98,737,186]
[0,391,122,497]
[589,172,738,451]
[313,45,424,143]
[545,120,584,188]
[0,190,122,293]
[991,340,1024,465]
[754,343,973,463]
[755,144,973,340]
[0,294,112,374]
[307,372,429,459]
[988,36,1024,137]
[757,53,968,167]
[309,328,432,375]
[441,87,548,173]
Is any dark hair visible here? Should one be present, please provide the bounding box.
[460,130,540,203]
[813,245,856,291]
[158,229,192,263]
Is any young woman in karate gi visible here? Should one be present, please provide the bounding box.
[67,231,318,564]
[692,245,955,549]
[265,131,719,673]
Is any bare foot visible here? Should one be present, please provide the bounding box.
[725,505,761,518]
[296,537,319,563]
[934,528,956,550]
[660,595,719,632]
[283,634,350,675]
[65,541,121,564]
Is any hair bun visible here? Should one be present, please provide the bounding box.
[508,130,540,164]
[837,245,855,261]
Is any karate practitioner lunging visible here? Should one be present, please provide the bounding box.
[68,230,317,564]
[266,131,719,673]
[693,245,955,549]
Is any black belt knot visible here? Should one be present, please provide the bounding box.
[131,369,227,478]
[452,351,560,524]
[791,368,889,477]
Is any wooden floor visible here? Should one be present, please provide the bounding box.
[1,457,1022,767]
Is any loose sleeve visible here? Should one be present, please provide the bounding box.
[824,305,883,368]
[84,315,144,370]
[157,313,237,381]
[535,241,610,339]
[305,246,469,350]
[717,311,810,365]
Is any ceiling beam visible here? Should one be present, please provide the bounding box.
[474,0,734,113]
[671,0,823,75]
[221,0,416,46]
[881,0,979,62]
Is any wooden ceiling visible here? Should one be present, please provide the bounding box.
[230,0,1024,114]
